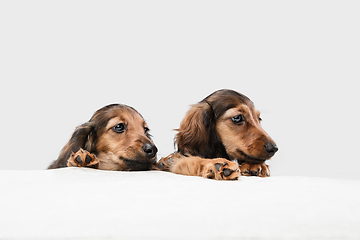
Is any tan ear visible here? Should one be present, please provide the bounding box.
[175,103,210,157]
[84,131,96,153]
[48,122,96,169]
[67,123,96,152]
[175,101,229,159]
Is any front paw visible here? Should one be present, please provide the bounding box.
[204,159,240,180]
[154,155,172,171]
[240,162,270,177]
[67,149,99,169]
[153,152,182,171]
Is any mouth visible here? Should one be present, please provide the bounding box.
[120,157,156,171]
[236,149,267,164]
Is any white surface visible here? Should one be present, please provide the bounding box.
[1,168,360,239]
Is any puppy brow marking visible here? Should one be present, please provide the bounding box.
[106,117,125,130]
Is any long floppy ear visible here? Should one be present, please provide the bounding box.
[175,103,228,159]
[48,122,96,169]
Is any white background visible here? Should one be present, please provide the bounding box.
[1,1,359,179]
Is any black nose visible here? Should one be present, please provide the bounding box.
[264,142,278,158]
[142,143,158,159]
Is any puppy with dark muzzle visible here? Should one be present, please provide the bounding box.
[156,89,278,179]
[48,104,157,171]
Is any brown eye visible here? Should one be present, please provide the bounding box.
[113,123,126,133]
[232,115,245,125]
[144,127,152,139]
[144,127,149,133]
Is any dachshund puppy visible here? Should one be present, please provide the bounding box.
[48,104,157,171]
[157,89,278,179]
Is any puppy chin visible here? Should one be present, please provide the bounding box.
[96,152,126,171]
[232,149,268,164]
[121,157,156,171]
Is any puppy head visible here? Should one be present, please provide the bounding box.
[54,104,157,171]
[176,89,278,163]
[93,104,157,170]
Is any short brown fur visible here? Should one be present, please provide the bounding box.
[157,153,240,180]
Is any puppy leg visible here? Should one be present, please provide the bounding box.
[170,155,240,180]
[240,162,270,177]
[67,148,99,169]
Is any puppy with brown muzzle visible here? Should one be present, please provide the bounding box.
[156,89,278,180]
[48,104,158,171]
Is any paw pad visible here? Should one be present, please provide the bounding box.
[207,160,240,180]
[240,162,270,177]
[67,149,99,169]
[223,168,234,177]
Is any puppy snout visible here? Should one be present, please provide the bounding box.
[264,142,278,158]
[142,143,158,159]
